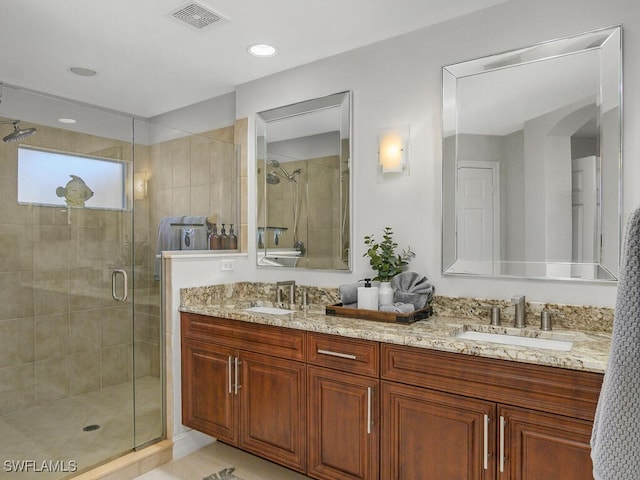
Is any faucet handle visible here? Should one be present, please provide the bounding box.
[479,305,501,326]
[511,294,525,304]
[510,294,526,328]
[540,309,563,331]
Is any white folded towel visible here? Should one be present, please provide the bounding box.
[591,207,640,479]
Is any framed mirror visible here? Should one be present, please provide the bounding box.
[442,26,622,281]
[256,91,352,270]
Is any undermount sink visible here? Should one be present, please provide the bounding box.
[245,306,295,315]
[453,329,573,352]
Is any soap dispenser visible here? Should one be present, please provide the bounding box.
[357,278,379,310]
[220,224,229,249]
[209,223,221,250]
[228,224,238,250]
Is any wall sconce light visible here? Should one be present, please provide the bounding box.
[133,172,148,200]
[378,126,409,181]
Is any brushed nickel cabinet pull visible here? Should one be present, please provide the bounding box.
[317,349,357,360]
[500,415,506,473]
[483,414,489,470]
[367,386,374,434]
[234,357,241,394]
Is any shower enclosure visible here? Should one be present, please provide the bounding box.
[0,84,164,478]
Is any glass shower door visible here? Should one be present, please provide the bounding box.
[0,83,162,478]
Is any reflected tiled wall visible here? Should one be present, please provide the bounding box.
[261,154,345,269]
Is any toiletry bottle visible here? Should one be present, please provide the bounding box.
[220,224,229,249]
[357,278,379,310]
[210,223,221,250]
[228,224,238,250]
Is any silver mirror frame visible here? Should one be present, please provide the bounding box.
[441,26,622,282]
[256,91,352,271]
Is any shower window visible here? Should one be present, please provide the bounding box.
[17,145,127,210]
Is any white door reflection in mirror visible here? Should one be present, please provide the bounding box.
[456,162,500,275]
[571,156,598,263]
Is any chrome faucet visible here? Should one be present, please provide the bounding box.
[511,295,526,328]
[276,280,296,305]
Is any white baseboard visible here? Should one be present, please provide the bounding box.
[172,429,215,459]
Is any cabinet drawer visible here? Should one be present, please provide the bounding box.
[181,312,305,361]
[307,332,379,377]
[381,343,603,421]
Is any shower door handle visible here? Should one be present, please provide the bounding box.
[111,269,128,302]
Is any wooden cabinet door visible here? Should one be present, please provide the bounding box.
[181,340,238,444]
[381,381,495,480]
[499,405,594,480]
[238,350,307,473]
[307,366,379,480]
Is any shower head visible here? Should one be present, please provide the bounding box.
[2,121,36,143]
[266,172,281,185]
[267,159,280,168]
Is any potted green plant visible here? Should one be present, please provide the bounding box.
[363,227,415,305]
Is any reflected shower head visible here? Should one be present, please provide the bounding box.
[2,120,36,143]
[267,159,280,168]
[266,172,281,185]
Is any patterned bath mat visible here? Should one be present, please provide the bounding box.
[203,467,245,480]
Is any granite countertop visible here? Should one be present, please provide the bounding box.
[180,299,611,374]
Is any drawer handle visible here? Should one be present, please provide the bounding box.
[228,356,233,394]
[317,349,357,360]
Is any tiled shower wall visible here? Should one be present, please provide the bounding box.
[0,116,244,418]
[0,121,140,416]
[147,120,247,259]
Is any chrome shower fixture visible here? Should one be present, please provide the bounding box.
[265,158,302,185]
[1,120,37,143]
[266,172,281,185]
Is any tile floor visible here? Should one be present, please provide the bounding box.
[135,442,312,480]
[0,376,162,480]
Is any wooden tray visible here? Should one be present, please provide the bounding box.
[325,303,433,325]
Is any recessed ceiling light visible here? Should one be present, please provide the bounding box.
[58,118,77,124]
[69,67,97,77]
[248,44,278,57]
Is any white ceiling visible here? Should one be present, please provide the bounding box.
[0,0,506,118]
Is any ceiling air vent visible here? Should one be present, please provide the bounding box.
[170,2,226,30]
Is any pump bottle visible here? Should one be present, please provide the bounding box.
[357,278,379,310]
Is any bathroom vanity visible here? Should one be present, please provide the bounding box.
[180,288,608,480]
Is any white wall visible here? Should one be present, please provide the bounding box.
[234,0,640,308]
[149,91,236,135]
[165,252,253,454]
